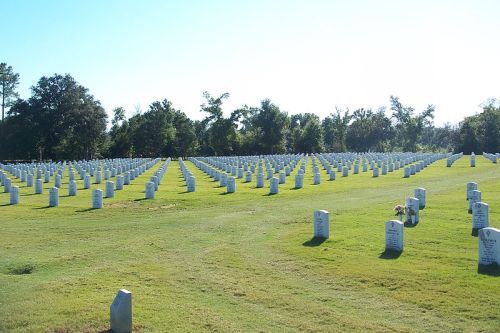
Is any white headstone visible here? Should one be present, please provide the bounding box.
[403,167,410,178]
[4,178,11,193]
[469,190,481,214]
[385,220,404,252]
[313,172,320,185]
[472,202,489,236]
[55,174,62,188]
[145,181,155,199]
[342,166,348,177]
[92,189,103,209]
[313,210,329,239]
[10,186,19,205]
[187,176,196,192]
[279,172,286,184]
[226,176,236,193]
[245,171,252,183]
[49,187,59,207]
[478,227,500,266]
[68,180,77,196]
[110,289,132,333]
[270,177,279,194]
[295,174,303,189]
[405,197,420,224]
[116,175,124,190]
[106,181,114,198]
[373,167,379,177]
[466,182,477,201]
[414,188,426,209]
[470,153,476,167]
[256,173,264,188]
[27,174,33,187]
[35,179,43,194]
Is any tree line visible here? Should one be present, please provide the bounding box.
[0,64,499,161]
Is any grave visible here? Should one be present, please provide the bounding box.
[69,180,77,196]
[35,179,43,194]
[478,227,500,267]
[110,289,132,333]
[145,182,155,199]
[466,182,477,201]
[10,186,19,205]
[313,210,329,239]
[227,176,236,193]
[295,174,304,189]
[92,189,103,209]
[49,187,59,207]
[469,190,481,214]
[472,202,488,236]
[106,181,114,198]
[270,177,279,194]
[414,188,426,209]
[405,197,420,224]
[385,220,404,252]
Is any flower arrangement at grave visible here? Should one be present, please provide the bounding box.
[394,204,405,221]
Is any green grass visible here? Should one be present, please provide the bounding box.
[0,155,499,332]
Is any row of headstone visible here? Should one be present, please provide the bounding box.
[482,152,498,164]
[144,159,171,200]
[446,152,463,167]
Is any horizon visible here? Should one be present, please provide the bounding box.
[2,0,500,126]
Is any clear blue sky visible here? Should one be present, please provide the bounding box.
[2,0,500,125]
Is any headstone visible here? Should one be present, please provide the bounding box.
[68,180,77,196]
[313,172,320,185]
[466,182,477,201]
[279,172,286,184]
[187,176,196,192]
[92,189,103,209]
[227,176,236,193]
[403,167,410,178]
[110,289,132,333]
[256,173,264,188]
[385,220,404,252]
[313,210,329,239]
[472,202,489,236]
[405,197,420,224]
[84,175,91,189]
[470,153,476,167]
[295,174,304,189]
[49,187,59,207]
[478,227,500,266]
[116,175,124,190]
[44,172,50,183]
[245,171,252,183]
[469,190,481,214]
[145,182,155,199]
[220,173,227,187]
[106,181,114,198]
[4,178,11,193]
[35,179,43,194]
[55,174,62,188]
[27,174,33,187]
[10,186,19,205]
[342,166,348,177]
[269,177,279,194]
[95,171,101,184]
[414,188,426,209]
[329,171,336,181]
[373,167,379,178]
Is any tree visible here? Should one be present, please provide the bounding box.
[4,74,107,160]
[390,96,434,152]
[346,108,393,152]
[329,108,352,152]
[200,91,241,155]
[0,63,20,122]
[248,99,289,154]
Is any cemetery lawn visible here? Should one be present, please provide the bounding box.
[1,157,499,333]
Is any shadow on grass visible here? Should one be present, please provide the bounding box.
[379,249,402,259]
[477,264,500,276]
[21,193,39,196]
[0,203,12,207]
[134,198,148,202]
[303,237,327,247]
[75,207,99,212]
[33,205,51,210]
[219,192,233,195]
[263,193,277,196]
[404,221,418,228]
[178,191,190,194]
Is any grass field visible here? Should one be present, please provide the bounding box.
[0,156,499,332]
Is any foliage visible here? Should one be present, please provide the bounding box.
[0,62,20,121]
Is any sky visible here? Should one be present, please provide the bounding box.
[2,0,500,126]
